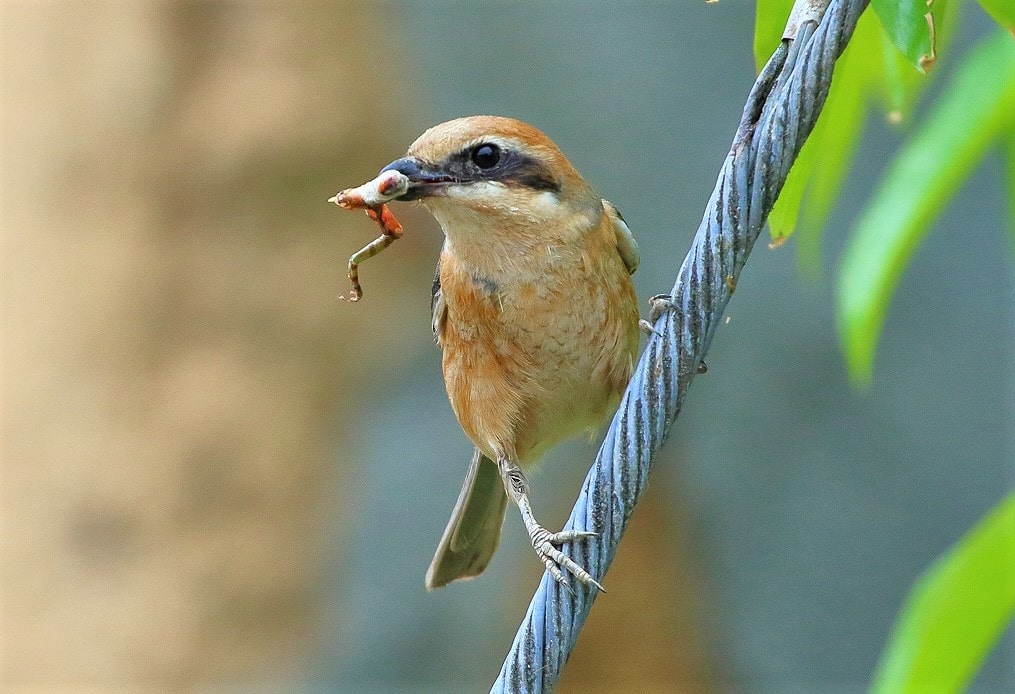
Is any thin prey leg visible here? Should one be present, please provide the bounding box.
[338,204,404,303]
[497,456,605,593]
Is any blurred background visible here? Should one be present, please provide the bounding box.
[2,1,1012,692]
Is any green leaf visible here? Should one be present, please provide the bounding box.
[877,23,924,121]
[870,490,1015,694]
[768,123,815,241]
[769,11,878,247]
[754,0,795,73]
[795,11,879,271]
[978,0,1015,34]
[874,0,957,122]
[838,32,1015,383]
[871,0,939,72]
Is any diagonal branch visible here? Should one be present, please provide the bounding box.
[492,0,870,690]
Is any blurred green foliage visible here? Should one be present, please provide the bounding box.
[756,1,1015,381]
[976,0,1015,33]
[755,3,1015,692]
[870,491,1015,693]
[838,33,1015,382]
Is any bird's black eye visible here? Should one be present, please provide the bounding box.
[470,143,501,169]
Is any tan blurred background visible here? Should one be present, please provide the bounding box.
[3,1,407,688]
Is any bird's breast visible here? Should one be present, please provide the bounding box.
[436,221,638,464]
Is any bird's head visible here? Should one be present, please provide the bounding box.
[378,116,601,251]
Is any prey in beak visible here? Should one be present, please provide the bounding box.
[328,168,410,302]
[328,157,461,301]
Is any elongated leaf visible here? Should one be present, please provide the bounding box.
[759,0,819,242]
[870,491,1015,693]
[769,11,878,246]
[795,11,879,270]
[838,33,1015,383]
[768,121,815,241]
[878,23,925,121]
[874,0,955,122]
[978,0,1015,34]
[754,0,795,72]
[797,63,867,268]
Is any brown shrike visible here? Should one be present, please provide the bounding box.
[335,116,640,592]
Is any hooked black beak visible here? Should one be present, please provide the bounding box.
[379,157,458,200]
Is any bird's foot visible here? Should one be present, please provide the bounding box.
[499,456,606,593]
[639,294,677,336]
[528,524,604,594]
[648,293,676,323]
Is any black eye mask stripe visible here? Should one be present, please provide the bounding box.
[443,148,561,194]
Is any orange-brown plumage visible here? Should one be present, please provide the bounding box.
[437,205,637,466]
[360,116,641,590]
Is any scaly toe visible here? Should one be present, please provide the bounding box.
[543,558,574,595]
[547,529,598,544]
[536,540,605,593]
[639,318,662,337]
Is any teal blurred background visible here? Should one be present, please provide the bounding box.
[3,2,1012,692]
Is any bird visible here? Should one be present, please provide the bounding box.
[374,116,641,592]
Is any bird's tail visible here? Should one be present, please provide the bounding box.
[425,449,508,590]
